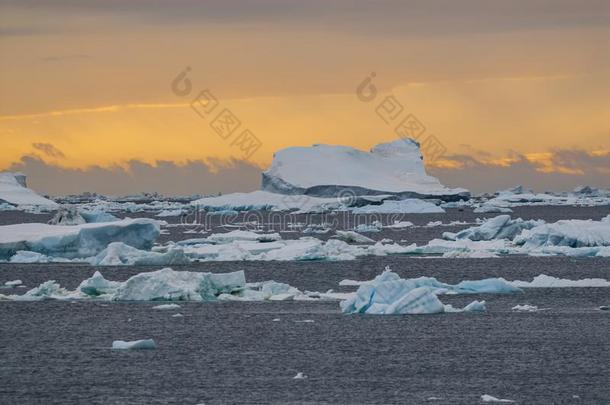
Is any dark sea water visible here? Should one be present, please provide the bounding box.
[1,207,609,404]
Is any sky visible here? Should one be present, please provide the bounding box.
[1,0,609,195]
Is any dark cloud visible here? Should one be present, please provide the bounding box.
[31,143,66,158]
[8,156,261,197]
[430,150,610,194]
[3,0,609,37]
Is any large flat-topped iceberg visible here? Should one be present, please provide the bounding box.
[0,218,161,260]
[262,139,469,200]
[0,172,58,208]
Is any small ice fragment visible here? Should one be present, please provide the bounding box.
[272,318,281,322]
[481,394,515,402]
[152,303,181,310]
[111,339,156,350]
[427,397,443,401]
[512,304,539,312]
[294,319,314,323]
[171,313,184,318]
[598,305,609,311]
[293,372,307,379]
[4,279,22,287]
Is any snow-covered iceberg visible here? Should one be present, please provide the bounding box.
[0,172,58,208]
[0,218,161,260]
[262,140,469,200]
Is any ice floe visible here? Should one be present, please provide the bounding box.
[481,394,515,403]
[0,218,161,260]
[351,199,445,214]
[112,339,156,350]
[511,274,610,288]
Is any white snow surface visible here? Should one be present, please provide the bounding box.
[262,139,468,198]
[0,172,58,208]
[0,218,161,260]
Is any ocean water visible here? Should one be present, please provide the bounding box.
[1,207,609,404]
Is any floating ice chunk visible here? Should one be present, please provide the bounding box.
[598,305,609,311]
[293,372,307,379]
[172,313,184,317]
[514,218,610,249]
[352,199,445,214]
[4,279,22,287]
[385,220,414,229]
[339,269,519,315]
[90,242,190,266]
[511,274,610,288]
[512,304,540,312]
[80,209,119,223]
[0,218,161,260]
[9,250,78,263]
[48,206,86,225]
[206,230,281,244]
[78,271,121,296]
[443,215,540,242]
[112,268,246,301]
[480,394,515,403]
[12,280,74,301]
[152,303,181,310]
[353,222,382,232]
[334,231,375,243]
[473,205,513,213]
[112,339,156,350]
[442,250,498,258]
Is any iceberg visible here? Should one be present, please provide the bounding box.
[112,339,156,350]
[48,206,86,225]
[443,215,540,242]
[514,219,610,249]
[5,268,325,303]
[0,218,161,260]
[0,172,58,208]
[89,242,190,266]
[473,205,513,213]
[262,139,469,200]
[339,269,519,315]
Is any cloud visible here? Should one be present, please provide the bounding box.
[429,149,610,193]
[31,143,66,159]
[8,156,261,196]
[41,54,91,63]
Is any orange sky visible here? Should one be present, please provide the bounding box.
[0,0,609,193]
